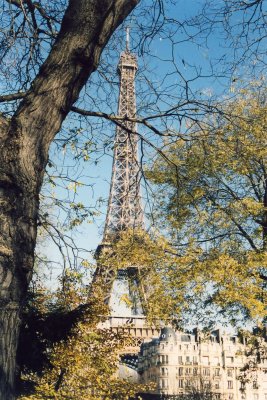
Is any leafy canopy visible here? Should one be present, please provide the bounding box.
[146,87,267,326]
[19,271,151,400]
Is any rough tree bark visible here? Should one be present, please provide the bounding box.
[0,0,139,398]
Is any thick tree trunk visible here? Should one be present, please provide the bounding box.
[0,121,39,397]
[0,308,20,399]
[0,1,139,398]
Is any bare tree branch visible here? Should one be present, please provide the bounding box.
[0,92,27,102]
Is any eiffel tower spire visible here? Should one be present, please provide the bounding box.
[102,29,144,244]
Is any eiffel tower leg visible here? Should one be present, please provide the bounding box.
[90,265,117,306]
[127,267,148,316]
[136,268,148,314]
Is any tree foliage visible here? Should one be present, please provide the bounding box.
[147,88,267,325]
[184,375,221,400]
[18,272,151,399]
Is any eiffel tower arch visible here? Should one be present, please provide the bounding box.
[91,31,160,359]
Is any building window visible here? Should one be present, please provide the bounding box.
[178,379,183,388]
[203,368,210,376]
[178,367,183,376]
[202,356,209,365]
[227,369,233,377]
[161,367,168,376]
[178,356,183,364]
[193,368,198,375]
[215,382,220,389]
[215,368,220,376]
[204,380,210,388]
[227,381,233,389]
[229,395,234,400]
[160,379,168,389]
[185,379,191,388]
[160,355,168,364]
[186,356,190,363]
[252,381,258,389]
[193,356,198,364]
[185,368,191,375]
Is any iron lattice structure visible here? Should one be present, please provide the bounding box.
[103,49,144,244]
[92,43,146,317]
[92,40,161,355]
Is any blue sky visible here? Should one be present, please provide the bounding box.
[38,0,267,289]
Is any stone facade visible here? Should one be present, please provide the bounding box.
[138,327,267,399]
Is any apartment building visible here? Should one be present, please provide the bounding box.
[138,327,267,399]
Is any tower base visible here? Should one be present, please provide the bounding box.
[98,316,161,353]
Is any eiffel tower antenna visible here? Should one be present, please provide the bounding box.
[126,26,130,52]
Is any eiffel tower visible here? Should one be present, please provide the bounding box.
[93,30,160,353]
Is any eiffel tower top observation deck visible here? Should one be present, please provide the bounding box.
[102,30,144,245]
